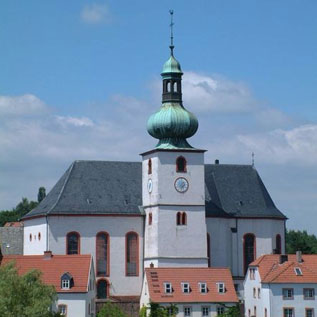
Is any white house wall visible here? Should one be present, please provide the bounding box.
[47,215,144,296]
[23,217,47,255]
[55,293,89,317]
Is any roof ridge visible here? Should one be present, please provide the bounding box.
[47,161,75,214]
[267,261,295,282]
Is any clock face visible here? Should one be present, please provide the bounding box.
[174,177,189,193]
[147,179,153,193]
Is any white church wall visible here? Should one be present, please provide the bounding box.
[237,218,285,277]
[144,205,208,267]
[142,151,205,207]
[47,215,144,296]
[23,217,47,255]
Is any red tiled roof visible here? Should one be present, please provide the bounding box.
[2,254,91,292]
[250,254,317,283]
[145,267,238,303]
[4,222,23,227]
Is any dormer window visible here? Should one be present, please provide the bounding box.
[176,156,187,173]
[61,272,74,290]
[182,282,190,293]
[294,267,302,276]
[199,282,207,294]
[164,282,172,294]
[217,282,225,293]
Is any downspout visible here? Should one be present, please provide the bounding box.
[236,218,239,276]
[46,214,49,251]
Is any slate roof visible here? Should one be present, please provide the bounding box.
[250,254,317,283]
[2,253,92,292]
[145,267,238,303]
[23,160,286,220]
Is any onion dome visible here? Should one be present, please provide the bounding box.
[146,11,198,149]
[147,103,198,149]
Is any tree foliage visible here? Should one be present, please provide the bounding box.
[286,229,317,254]
[38,187,46,203]
[97,302,127,317]
[0,262,59,317]
[218,305,241,317]
[139,303,178,317]
[0,196,39,227]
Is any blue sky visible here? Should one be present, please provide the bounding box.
[1,1,317,232]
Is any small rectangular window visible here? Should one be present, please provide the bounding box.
[258,288,261,298]
[217,282,225,293]
[283,288,294,300]
[253,287,256,298]
[250,268,256,280]
[202,307,209,316]
[184,307,191,316]
[58,305,67,316]
[304,288,315,299]
[182,282,190,293]
[61,280,70,289]
[306,308,314,317]
[199,282,207,293]
[295,267,302,275]
[164,282,172,294]
[217,307,225,315]
[284,308,294,317]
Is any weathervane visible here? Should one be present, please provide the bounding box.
[169,10,174,55]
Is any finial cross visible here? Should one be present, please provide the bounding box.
[169,10,174,55]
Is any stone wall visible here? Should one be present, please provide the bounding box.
[0,225,24,256]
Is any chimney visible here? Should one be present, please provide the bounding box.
[279,254,288,264]
[215,159,219,165]
[296,251,303,263]
[43,251,53,259]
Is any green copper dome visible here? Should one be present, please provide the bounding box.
[162,55,183,75]
[147,103,198,149]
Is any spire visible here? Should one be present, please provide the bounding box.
[169,10,174,56]
[146,11,199,150]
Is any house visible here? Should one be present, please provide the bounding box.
[244,252,317,317]
[2,252,96,317]
[140,267,239,316]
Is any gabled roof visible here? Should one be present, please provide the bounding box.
[1,254,92,292]
[250,254,317,283]
[23,160,286,220]
[4,222,23,227]
[145,267,238,303]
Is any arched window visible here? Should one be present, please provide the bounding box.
[148,213,152,225]
[207,233,211,267]
[96,232,109,277]
[173,81,177,92]
[176,156,187,173]
[126,232,139,276]
[167,81,171,92]
[148,159,152,175]
[182,212,187,225]
[66,232,80,255]
[97,279,108,299]
[276,234,281,254]
[176,212,181,225]
[244,233,256,274]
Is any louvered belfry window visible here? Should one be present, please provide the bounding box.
[67,232,80,255]
[126,232,138,276]
[96,232,108,276]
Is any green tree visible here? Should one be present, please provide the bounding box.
[286,229,317,254]
[140,303,178,317]
[97,302,127,317]
[38,187,46,203]
[0,262,59,317]
[0,196,39,226]
[218,305,241,317]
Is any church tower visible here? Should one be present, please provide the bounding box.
[141,11,208,268]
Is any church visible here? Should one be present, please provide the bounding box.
[21,14,287,315]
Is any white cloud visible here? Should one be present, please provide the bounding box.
[0,94,48,116]
[56,116,94,127]
[181,72,257,113]
[81,3,112,24]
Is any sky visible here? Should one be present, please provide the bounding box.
[0,1,316,233]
